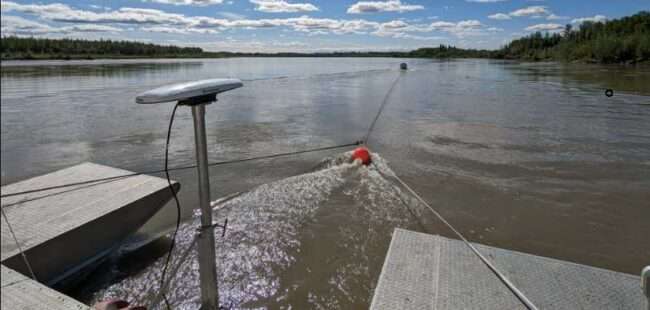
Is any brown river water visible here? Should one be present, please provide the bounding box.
[1,58,649,309]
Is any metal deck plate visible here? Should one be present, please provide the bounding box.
[1,265,89,310]
[1,162,173,261]
[371,228,643,310]
[1,162,177,284]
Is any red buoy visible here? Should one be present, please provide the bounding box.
[352,147,372,166]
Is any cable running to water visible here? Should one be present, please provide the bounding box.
[364,71,538,310]
[363,73,402,145]
[0,141,361,200]
[379,169,538,310]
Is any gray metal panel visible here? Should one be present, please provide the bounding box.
[372,228,644,310]
[473,241,643,310]
[436,232,524,310]
[1,162,172,261]
[1,265,89,310]
[370,229,441,309]
[1,162,178,284]
[1,264,26,287]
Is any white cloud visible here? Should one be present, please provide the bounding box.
[0,1,374,35]
[146,0,224,6]
[510,6,549,17]
[1,1,192,25]
[430,20,483,34]
[488,13,511,20]
[88,4,111,11]
[1,0,504,47]
[374,19,492,39]
[63,24,122,32]
[347,0,424,14]
[142,26,218,34]
[429,21,456,30]
[466,0,507,2]
[490,5,560,21]
[0,14,120,35]
[250,0,318,13]
[393,33,446,41]
[217,12,246,20]
[335,19,380,34]
[457,20,482,28]
[546,14,569,20]
[380,20,409,29]
[571,15,607,24]
[141,26,187,34]
[0,15,63,35]
[525,23,563,32]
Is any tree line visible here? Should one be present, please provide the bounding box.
[495,11,650,63]
[0,37,206,59]
[1,11,648,64]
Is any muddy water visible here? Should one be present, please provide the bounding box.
[1,58,649,308]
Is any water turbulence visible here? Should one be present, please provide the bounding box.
[90,151,424,309]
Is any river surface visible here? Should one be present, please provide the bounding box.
[1,58,649,309]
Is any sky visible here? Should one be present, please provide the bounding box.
[1,0,648,52]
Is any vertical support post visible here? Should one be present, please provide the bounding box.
[642,266,649,310]
[191,104,220,310]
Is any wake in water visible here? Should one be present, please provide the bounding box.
[88,151,431,309]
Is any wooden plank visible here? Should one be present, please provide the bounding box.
[1,162,178,284]
[371,228,644,310]
[1,265,89,310]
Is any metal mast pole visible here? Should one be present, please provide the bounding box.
[191,104,220,310]
[137,78,242,309]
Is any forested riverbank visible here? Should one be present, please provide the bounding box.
[495,11,650,63]
[2,11,648,64]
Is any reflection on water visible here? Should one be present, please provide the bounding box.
[1,58,649,308]
[507,61,650,97]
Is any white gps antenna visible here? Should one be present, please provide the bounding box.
[136,78,242,310]
[136,78,242,105]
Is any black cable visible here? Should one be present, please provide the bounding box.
[363,73,401,145]
[0,141,362,199]
[160,103,181,310]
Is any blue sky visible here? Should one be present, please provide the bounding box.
[1,0,648,52]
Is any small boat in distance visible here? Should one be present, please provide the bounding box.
[400,63,408,70]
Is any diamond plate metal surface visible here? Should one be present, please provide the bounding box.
[371,228,644,310]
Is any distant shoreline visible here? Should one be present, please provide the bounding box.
[2,11,648,65]
[2,48,648,66]
[2,55,647,67]
[0,54,227,61]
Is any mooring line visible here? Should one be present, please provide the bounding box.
[382,170,538,310]
[0,141,362,200]
[361,72,537,309]
[363,73,402,145]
